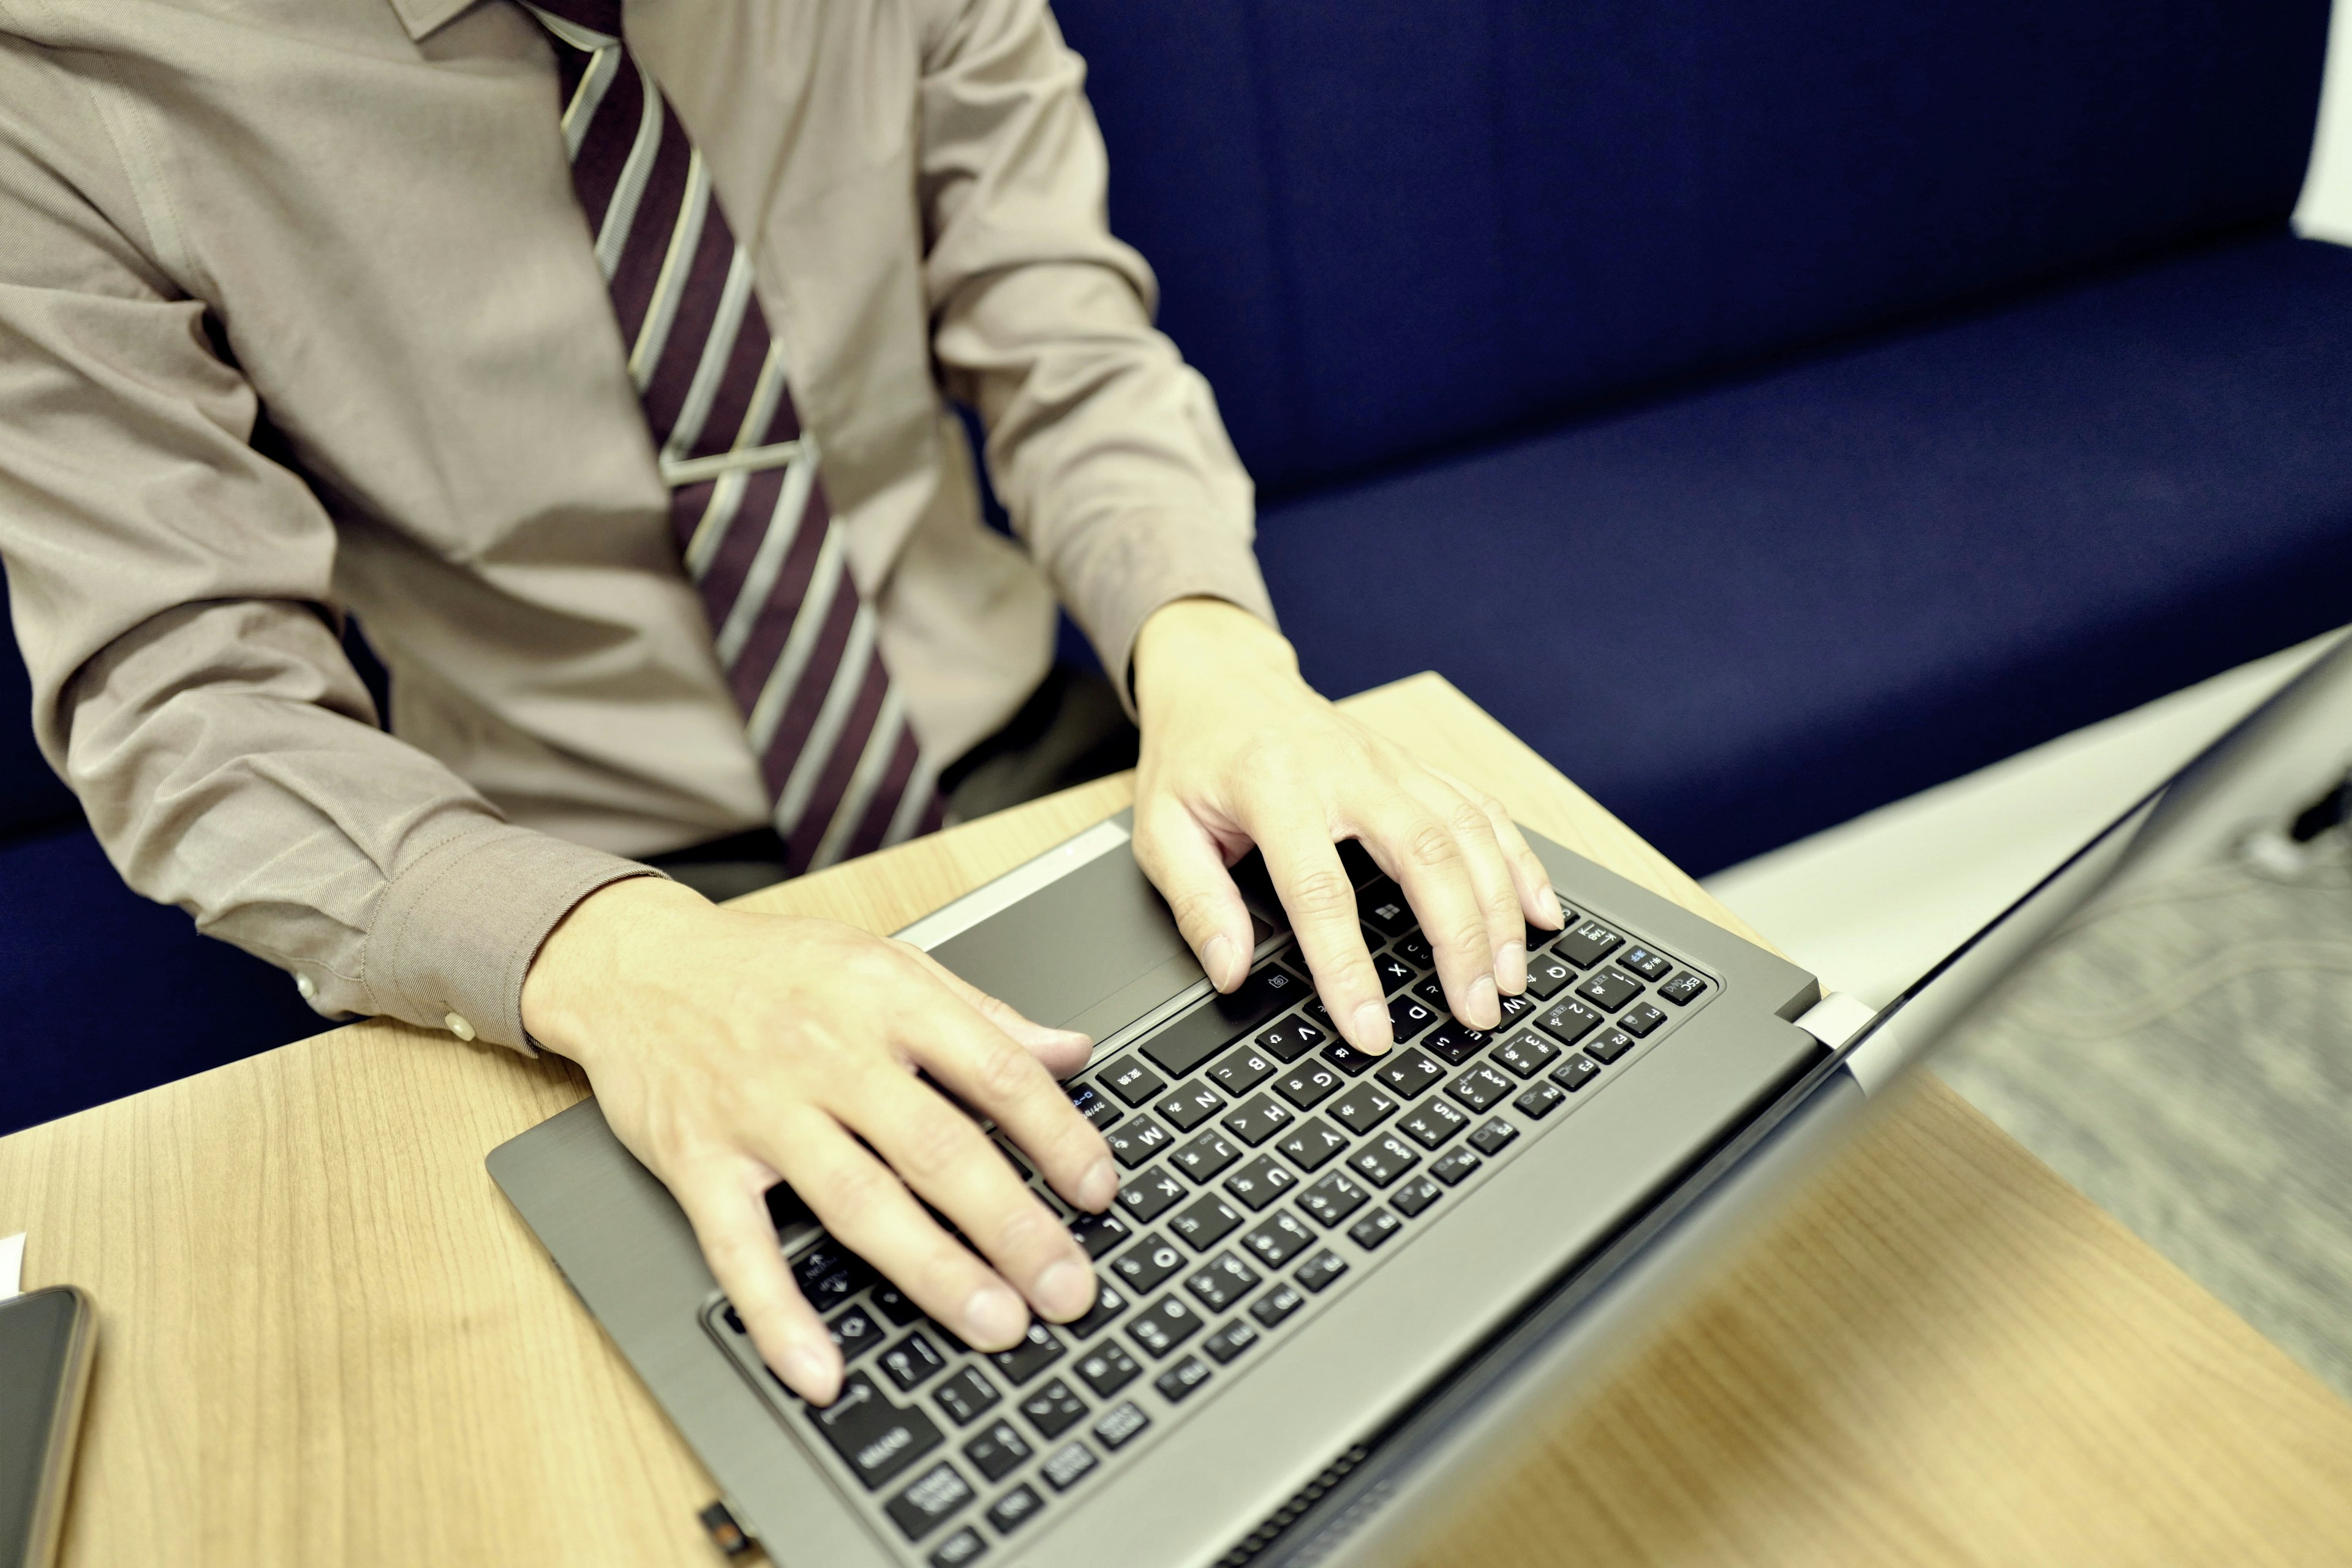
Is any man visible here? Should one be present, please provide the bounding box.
[0,0,1562,1405]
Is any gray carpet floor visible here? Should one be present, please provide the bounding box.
[1933,832,2352,1401]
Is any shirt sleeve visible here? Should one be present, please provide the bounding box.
[0,60,652,1053]
[916,0,1278,706]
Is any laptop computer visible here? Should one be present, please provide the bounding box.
[489,633,2352,1568]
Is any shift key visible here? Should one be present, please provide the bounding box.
[805,1371,944,1491]
[1143,966,1310,1079]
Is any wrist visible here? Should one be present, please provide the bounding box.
[521,874,709,1061]
[1134,598,1297,723]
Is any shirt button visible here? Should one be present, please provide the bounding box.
[444,1012,477,1042]
[295,973,316,1001]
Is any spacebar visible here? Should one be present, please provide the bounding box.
[1141,965,1308,1078]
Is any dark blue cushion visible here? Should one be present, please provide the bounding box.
[1257,232,2352,876]
[0,826,328,1136]
[1059,0,2328,493]
[0,570,80,843]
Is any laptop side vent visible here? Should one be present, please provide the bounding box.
[1215,1445,1373,1567]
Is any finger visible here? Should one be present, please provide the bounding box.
[1253,809,1391,1052]
[1130,797,1256,992]
[670,1154,844,1404]
[1357,792,1500,1030]
[1399,771,1529,997]
[847,1048,1101,1324]
[774,1102,1044,1349]
[1429,767,1562,932]
[910,946,1095,1078]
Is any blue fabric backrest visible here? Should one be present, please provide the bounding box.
[0,567,78,843]
[1054,0,2329,494]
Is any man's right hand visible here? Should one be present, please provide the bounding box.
[519,877,1117,1405]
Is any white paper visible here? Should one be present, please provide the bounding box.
[0,1232,23,1300]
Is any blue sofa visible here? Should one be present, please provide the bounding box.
[6,0,2348,1133]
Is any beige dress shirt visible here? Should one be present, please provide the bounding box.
[0,0,1270,1050]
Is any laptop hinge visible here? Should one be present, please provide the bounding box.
[1793,991,1878,1052]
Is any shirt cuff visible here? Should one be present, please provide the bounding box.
[1055,508,1280,718]
[359,820,663,1054]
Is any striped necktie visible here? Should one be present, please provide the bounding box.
[524,1,946,872]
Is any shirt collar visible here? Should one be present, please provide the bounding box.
[387,0,490,42]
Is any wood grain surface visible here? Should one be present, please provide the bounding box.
[3,674,2348,1566]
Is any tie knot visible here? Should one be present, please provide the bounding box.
[524,0,622,41]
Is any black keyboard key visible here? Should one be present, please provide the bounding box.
[1658,971,1709,1005]
[1128,1295,1205,1359]
[1168,1191,1245,1251]
[1616,945,1673,982]
[880,1332,949,1392]
[1039,1441,1097,1492]
[1328,1080,1400,1135]
[886,1460,975,1541]
[1399,1099,1468,1148]
[1374,1047,1448,1099]
[1446,1064,1515,1112]
[1576,969,1643,1012]
[1524,949,1577,998]
[871,1283,925,1326]
[1063,1279,1128,1340]
[1555,919,1624,968]
[1170,1129,1242,1182]
[1493,1033,1559,1078]
[1388,994,1439,1041]
[1202,1318,1261,1365]
[931,1525,989,1566]
[1348,1133,1420,1188]
[1494,992,1538,1028]
[1390,1175,1442,1218]
[1017,1378,1088,1441]
[1242,1211,1317,1268]
[1275,1062,1344,1110]
[807,1372,943,1491]
[933,1366,1000,1427]
[1275,1117,1351,1171]
[1553,1055,1602,1093]
[1223,1153,1298,1210]
[1142,966,1309,1078]
[1393,932,1434,969]
[1359,878,1415,937]
[1115,1167,1187,1224]
[1183,1251,1263,1311]
[1093,1399,1152,1452]
[1294,1250,1350,1293]
[1299,994,1332,1028]
[1373,951,1418,994]
[1321,1039,1382,1076]
[1253,1016,1328,1063]
[963,1418,1033,1482]
[1075,1338,1141,1398]
[1348,1208,1403,1251]
[1155,1355,1213,1403]
[1468,1117,1520,1156]
[1102,1117,1171,1169]
[986,1323,1066,1386]
[1153,1082,1227,1132]
[1618,1002,1667,1037]
[1535,998,1604,1047]
[1411,975,1449,1014]
[1431,1148,1482,1186]
[986,1483,1044,1537]
[792,1240,878,1314]
[1583,1029,1637,1065]
[1513,1082,1567,1120]
[1251,1283,1307,1329]
[1109,1233,1186,1294]
[1071,1210,1132,1259]
[830,1304,884,1361]
[1065,1084,1123,1132]
[1221,1093,1295,1147]
[1299,1170,1371,1227]
[1420,1024,1494,1065]
[1101,1055,1166,1107]
[1208,1043,1278,1095]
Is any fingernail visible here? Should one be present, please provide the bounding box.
[964,1284,1030,1349]
[1203,933,1238,990]
[783,1341,842,1405]
[1349,1000,1392,1054]
[1540,887,1565,929]
[1078,1156,1118,1212]
[1468,973,1501,1030]
[1035,1258,1096,1321]
[1497,941,1528,995]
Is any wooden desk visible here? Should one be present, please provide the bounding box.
[5,676,2349,1566]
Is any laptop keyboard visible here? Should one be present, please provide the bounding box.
[706,865,1717,1564]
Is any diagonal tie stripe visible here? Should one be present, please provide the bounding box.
[524,1,947,867]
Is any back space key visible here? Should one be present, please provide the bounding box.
[1142,966,1309,1079]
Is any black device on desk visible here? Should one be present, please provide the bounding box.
[0,1287,94,1568]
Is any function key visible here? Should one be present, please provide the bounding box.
[1221,1093,1295,1148]
[1039,1441,1098,1493]
[1321,1039,1383,1076]
[1170,1129,1242,1182]
[1358,878,1415,937]
[1070,1211,1132,1259]
[1347,1208,1403,1251]
[1616,945,1673,981]
[1209,1043,1278,1095]
[829,1304,884,1360]
[1374,1046,1448,1098]
[1065,1084,1124,1131]
[1535,998,1604,1047]
[1064,1279,1129,1340]
[1017,1378,1088,1441]
[1618,1003,1667,1038]
[1388,995,1440,1041]
[1242,1211,1317,1268]
[1390,1175,1443,1218]
[933,1366,1001,1427]
[1583,1030,1637,1065]
[1555,920,1625,969]
[1075,1339,1142,1398]
[807,1371,943,1490]
[1101,1055,1166,1107]
[1299,1170,1371,1227]
[1468,1118,1520,1156]
[1202,1319,1261,1365]
[963,1418,1033,1482]
[880,1332,949,1392]
[1420,1024,1494,1066]
[1093,1399,1153,1452]
[1575,969,1643,1012]
[1276,1063,1344,1110]
[1492,1033,1559,1079]
[931,1525,990,1566]
[1183,1251,1264,1311]
[1167,1192,1245,1251]
[1551,1055,1603,1093]
[1373,952,1419,994]
[1254,1016,1328,1063]
[1445,1064,1515,1113]
[1329,1080,1400,1135]
[985,1483,1045,1537]
[1152,1082,1227,1132]
[1250,1283,1307,1329]
[1275,1117,1351,1172]
[1115,1167,1186,1224]
[886,1460,975,1542]
[1658,971,1709,1006]
[1109,1232,1186,1294]
[1128,1295,1206,1359]
[1431,1148,1482,1186]
[1513,1082,1567,1120]
[1294,1250,1351,1293]
[1223,1153,1299,1210]
[1102,1116,1170,1168]
[1348,1133,1420,1188]
[986,1323,1066,1386]
[1393,932,1434,969]
[1398,1100,1468,1149]
[1155,1355,1213,1404]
